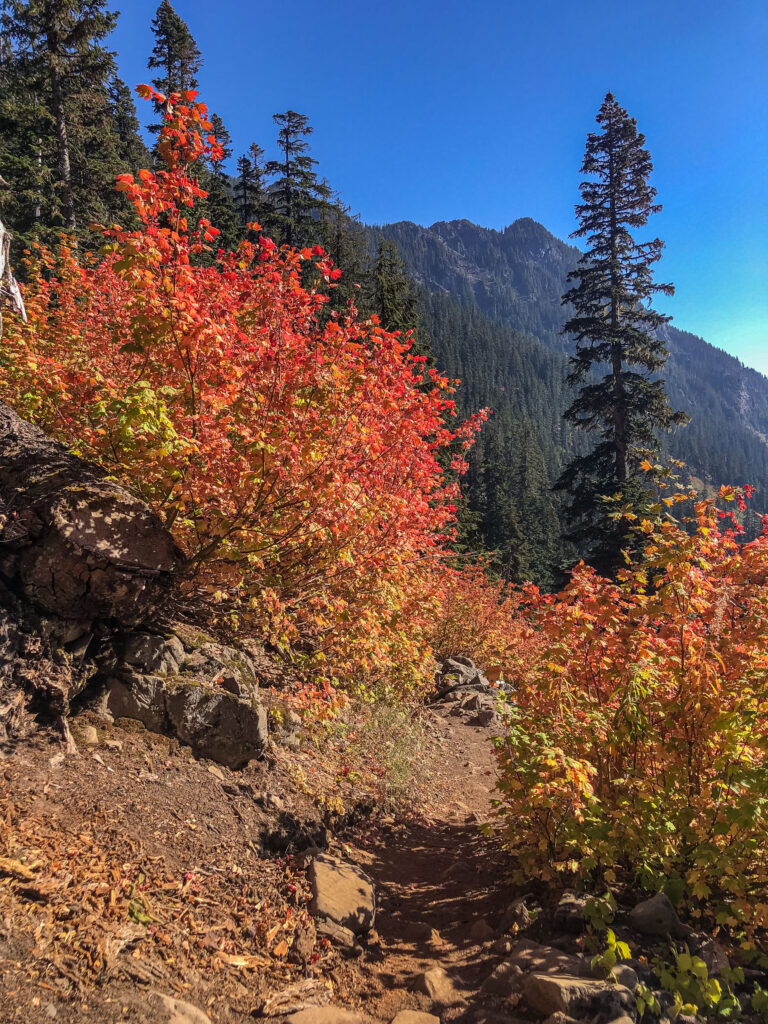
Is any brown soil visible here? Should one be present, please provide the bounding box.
[0,702,516,1024]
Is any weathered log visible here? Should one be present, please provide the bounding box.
[0,402,183,624]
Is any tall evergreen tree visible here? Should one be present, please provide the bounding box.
[107,74,150,177]
[236,142,265,229]
[264,110,330,246]
[0,0,138,254]
[557,92,687,573]
[147,7,239,250]
[481,429,532,583]
[148,0,201,98]
[371,239,419,333]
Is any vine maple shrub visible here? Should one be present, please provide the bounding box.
[494,481,768,943]
[0,86,485,688]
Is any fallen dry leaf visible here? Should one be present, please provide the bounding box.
[216,952,271,969]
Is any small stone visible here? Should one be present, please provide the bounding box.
[492,936,513,955]
[470,918,495,942]
[627,893,689,938]
[76,724,99,745]
[402,921,433,941]
[309,855,375,934]
[207,764,225,780]
[412,966,460,1005]
[480,961,523,997]
[104,739,123,751]
[611,964,639,992]
[156,993,212,1024]
[524,974,634,1019]
[499,897,532,933]
[553,892,588,933]
[287,1009,366,1024]
[44,1005,57,1019]
[48,753,66,769]
[256,790,286,812]
[469,708,498,728]
[316,917,356,948]
[543,1015,580,1024]
[286,710,302,731]
[699,937,729,976]
[390,1013,440,1024]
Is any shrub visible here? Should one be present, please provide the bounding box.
[494,484,768,942]
[0,86,485,693]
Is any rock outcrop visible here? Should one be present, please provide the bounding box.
[0,403,270,769]
[0,402,183,624]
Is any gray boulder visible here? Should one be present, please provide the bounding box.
[0,402,182,624]
[123,632,184,675]
[524,974,634,1020]
[627,894,689,938]
[181,641,257,696]
[105,672,268,768]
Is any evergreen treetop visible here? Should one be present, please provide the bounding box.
[148,0,201,97]
[264,110,331,246]
[558,92,687,572]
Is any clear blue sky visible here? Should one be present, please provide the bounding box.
[112,0,768,373]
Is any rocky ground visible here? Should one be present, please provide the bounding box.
[0,659,503,1024]
[1,662,749,1024]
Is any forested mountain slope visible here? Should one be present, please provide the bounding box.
[370,217,768,580]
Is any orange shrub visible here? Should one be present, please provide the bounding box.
[0,87,485,692]
[495,484,768,941]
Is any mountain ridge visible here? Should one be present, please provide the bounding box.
[368,215,768,579]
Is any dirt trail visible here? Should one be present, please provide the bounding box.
[0,700,517,1024]
[335,706,519,1021]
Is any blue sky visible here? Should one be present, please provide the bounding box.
[112,0,768,373]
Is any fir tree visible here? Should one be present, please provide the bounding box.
[107,75,150,177]
[481,429,531,583]
[0,0,137,253]
[371,239,420,336]
[148,0,201,98]
[264,110,330,246]
[236,142,265,230]
[557,92,687,573]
